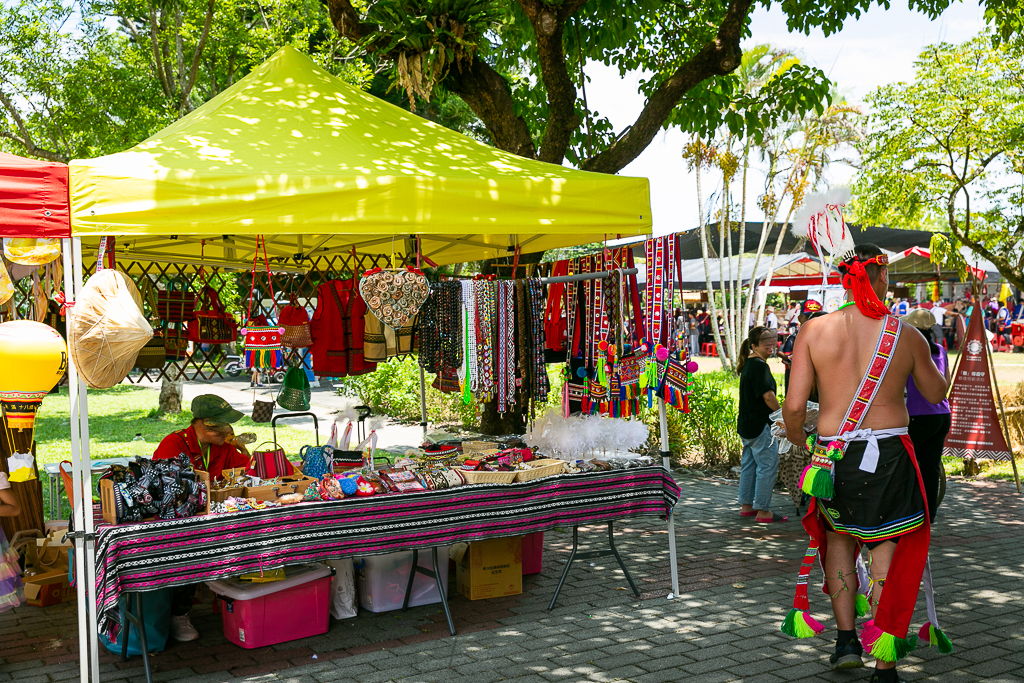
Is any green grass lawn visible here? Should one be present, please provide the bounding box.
[32,385,313,518]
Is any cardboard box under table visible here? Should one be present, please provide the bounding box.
[206,563,333,648]
[455,536,522,600]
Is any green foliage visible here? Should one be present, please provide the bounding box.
[852,34,1024,289]
[668,370,742,470]
[0,0,370,160]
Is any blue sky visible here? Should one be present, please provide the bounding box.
[583,0,989,236]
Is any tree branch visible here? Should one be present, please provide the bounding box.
[320,0,377,43]
[0,87,67,162]
[179,0,216,112]
[582,0,754,174]
[444,55,538,158]
[515,0,586,164]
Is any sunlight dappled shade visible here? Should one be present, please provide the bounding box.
[68,46,651,265]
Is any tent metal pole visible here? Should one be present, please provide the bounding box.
[419,364,428,440]
[658,398,679,598]
[63,239,91,683]
[72,237,101,683]
[540,268,638,285]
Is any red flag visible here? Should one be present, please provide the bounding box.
[943,303,1012,461]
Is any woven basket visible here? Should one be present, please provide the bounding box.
[461,469,517,485]
[513,459,566,482]
[462,441,498,454]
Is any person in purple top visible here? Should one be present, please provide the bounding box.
[901,309,951,523]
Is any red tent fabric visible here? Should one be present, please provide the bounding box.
[0,152,70,238]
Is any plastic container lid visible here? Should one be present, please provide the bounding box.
[206,563,332,601]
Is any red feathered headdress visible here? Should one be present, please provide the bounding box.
[837,254,889,320]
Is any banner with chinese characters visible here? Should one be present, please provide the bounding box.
[943,304,1012,461]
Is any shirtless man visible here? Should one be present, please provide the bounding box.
[783,244,948,683]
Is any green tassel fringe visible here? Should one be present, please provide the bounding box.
[868,632,917,662]
[781,608,819,638]
[800,466,835,499]
[855,593,870,617]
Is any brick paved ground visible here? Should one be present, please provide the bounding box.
[3,472,1023,683]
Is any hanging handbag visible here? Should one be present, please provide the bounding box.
[251,395,275,423]
[156,277,196,323]
[241,236,285,369]
[187,285,238,344]
[134,336,167,369]
[279,300,312,348]
[276,366,311,411]
[162,323,188,361]
[247,442,295,479]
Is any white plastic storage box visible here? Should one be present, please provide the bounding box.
[206,563,333,648]
[354,547,451,613]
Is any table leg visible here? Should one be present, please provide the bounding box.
[548,521,639,610]
[399,547,456,636]
[121,594,153,683]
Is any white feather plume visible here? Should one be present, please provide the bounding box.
[791,187,852,250]
[525,411,650,460]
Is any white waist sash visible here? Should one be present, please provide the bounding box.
[818,427,909,474]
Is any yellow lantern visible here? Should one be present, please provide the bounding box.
[0,320,67,458]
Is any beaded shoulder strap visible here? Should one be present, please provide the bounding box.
[837,314,903,438]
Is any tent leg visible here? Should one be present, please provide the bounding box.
[658,398,679,599]
[419,364,428,440]
[71,237,101,683]
[64,240,92,683]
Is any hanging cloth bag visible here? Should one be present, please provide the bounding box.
[279,298,312,348]
[187,285,238,344]
[156,277,196,323]
[251,393,275,423]
[241,236,285,369]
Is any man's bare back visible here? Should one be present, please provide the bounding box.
[784,308,947,442]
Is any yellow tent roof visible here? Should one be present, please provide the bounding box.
[69,46,651,266]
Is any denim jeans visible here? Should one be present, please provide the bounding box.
[738,423,780,511]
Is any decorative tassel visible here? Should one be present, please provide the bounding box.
[861,621,917,662]
[781,608,825,638]
[800,465,835,499]
[917,622,953,654]
[855,593,871,618]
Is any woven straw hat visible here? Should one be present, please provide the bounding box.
[68,270,153,388]
[900,308,936,332]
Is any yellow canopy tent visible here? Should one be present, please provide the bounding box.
[69,46,651,266]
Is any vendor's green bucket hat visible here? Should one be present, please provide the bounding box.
[277,366,311,412]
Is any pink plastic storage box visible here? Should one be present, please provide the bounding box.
[354,546,450,613]
[206,564,332,649]
[522,532,544,575]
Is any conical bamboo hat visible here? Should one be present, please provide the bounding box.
[68,270,153,389]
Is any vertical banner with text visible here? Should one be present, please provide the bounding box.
[943,303,1012,461]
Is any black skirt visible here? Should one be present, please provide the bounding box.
[818,435,926,544]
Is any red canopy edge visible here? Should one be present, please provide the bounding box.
[0,152,70,238]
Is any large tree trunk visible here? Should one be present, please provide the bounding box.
[159,376,183,413]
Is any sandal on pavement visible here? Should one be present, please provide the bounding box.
[755,512,789,523]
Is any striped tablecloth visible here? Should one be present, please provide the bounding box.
[93,466,680,634]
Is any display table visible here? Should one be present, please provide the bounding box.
[93,466,680,636]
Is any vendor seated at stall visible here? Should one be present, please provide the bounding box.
[153,394,249,642]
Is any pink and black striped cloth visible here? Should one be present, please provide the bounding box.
[94,467,680,636]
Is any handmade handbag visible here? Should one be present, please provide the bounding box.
[241,237,285,369]
[247,442,295,479]
[249,397,274,423]
[156,277,196,323]
[332,432,377,471]
[162,323,188,362]
[358,266,430,331]
[300,443,334,479]
[276,366,311,411]
[187,285,238,344]
[279,300,312,348]
[134,336,167,369]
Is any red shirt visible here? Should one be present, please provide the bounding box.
[153,425,249,479]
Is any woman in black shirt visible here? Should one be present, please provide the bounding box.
[736,326,787,523]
